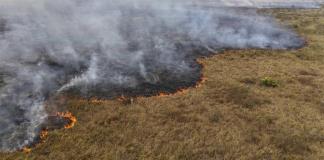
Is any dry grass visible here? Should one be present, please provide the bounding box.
[1,8,324,160]
[224,85,271,109]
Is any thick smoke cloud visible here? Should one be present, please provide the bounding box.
[0,0,304,151]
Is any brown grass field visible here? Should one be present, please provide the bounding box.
[1,7,324,160]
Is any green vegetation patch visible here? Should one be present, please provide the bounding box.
[260,77,279,88]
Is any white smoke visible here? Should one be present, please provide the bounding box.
[187,0,324,8]
[0,0,305,151]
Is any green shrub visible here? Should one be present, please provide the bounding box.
[260,77,279,88]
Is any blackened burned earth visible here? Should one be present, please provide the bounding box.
[65,45,207,99]
[0,1,305,151]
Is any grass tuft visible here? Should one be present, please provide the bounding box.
[209,111,222,123]
[260,77,279,88]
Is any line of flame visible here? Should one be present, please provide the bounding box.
[56,112,77,129]
[22,112,76,153]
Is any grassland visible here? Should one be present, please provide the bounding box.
[1,8,324,160]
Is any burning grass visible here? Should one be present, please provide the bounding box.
[1,7,324,160]
[16,111,77,154]
[55,112,77,129]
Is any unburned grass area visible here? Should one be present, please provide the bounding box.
[1,8,324,160]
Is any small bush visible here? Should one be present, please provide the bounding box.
[260,77,279,88]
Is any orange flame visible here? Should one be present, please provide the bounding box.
[21,129,49,153]
[21,112,75,153]
[158,92,169,97]
[22,147,32,154]
[40,130,48,142]
[56,112,77,129]
[89,98,107,104]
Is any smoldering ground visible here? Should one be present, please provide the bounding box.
[0,0,304,151]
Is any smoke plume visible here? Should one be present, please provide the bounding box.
[0,0,304,151]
